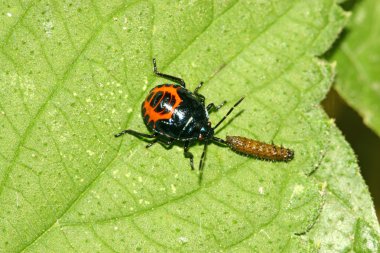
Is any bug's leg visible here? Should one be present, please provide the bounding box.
[146,137,174,149]
[194,81,204,94]
[183,141,194,170]
[153,58,186,87]
[146,139,159,148]
[157,138,175,149]
[166,138,175,147]
[114,129,156,138]
[198,141,209,184]
[206,101,227,113]
[194,82,205,104]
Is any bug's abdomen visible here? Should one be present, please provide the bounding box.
[226,136,294,162]
[142,84,182,128]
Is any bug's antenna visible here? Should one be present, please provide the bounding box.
[198,140,208,184]
[213,97,245,130]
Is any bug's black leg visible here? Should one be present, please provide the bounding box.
[166,138,175,146]
[157,138,175,149]
[194,81,204,94]
[198,141,209,184]
[206,101,227,113]
[146,139,158,148]
[114,129,156,138]
[194,82,206,105]
[153,58,186,87]
[194,82,205,104]
[146,137,174,149]
[184,141,194,170]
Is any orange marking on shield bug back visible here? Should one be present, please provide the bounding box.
[143,85,182,126]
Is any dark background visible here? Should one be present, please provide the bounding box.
[323,89,380,220]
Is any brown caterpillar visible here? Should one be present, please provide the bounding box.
[225,136,294,162]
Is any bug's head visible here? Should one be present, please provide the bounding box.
[198,122,214,141]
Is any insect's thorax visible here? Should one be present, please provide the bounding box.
[141,84,209,140]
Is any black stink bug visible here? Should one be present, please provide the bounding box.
[115,59,294,180]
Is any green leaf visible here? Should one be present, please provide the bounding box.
[332,0,380,136]
[309,126,380,252]
[0,0,376,252]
